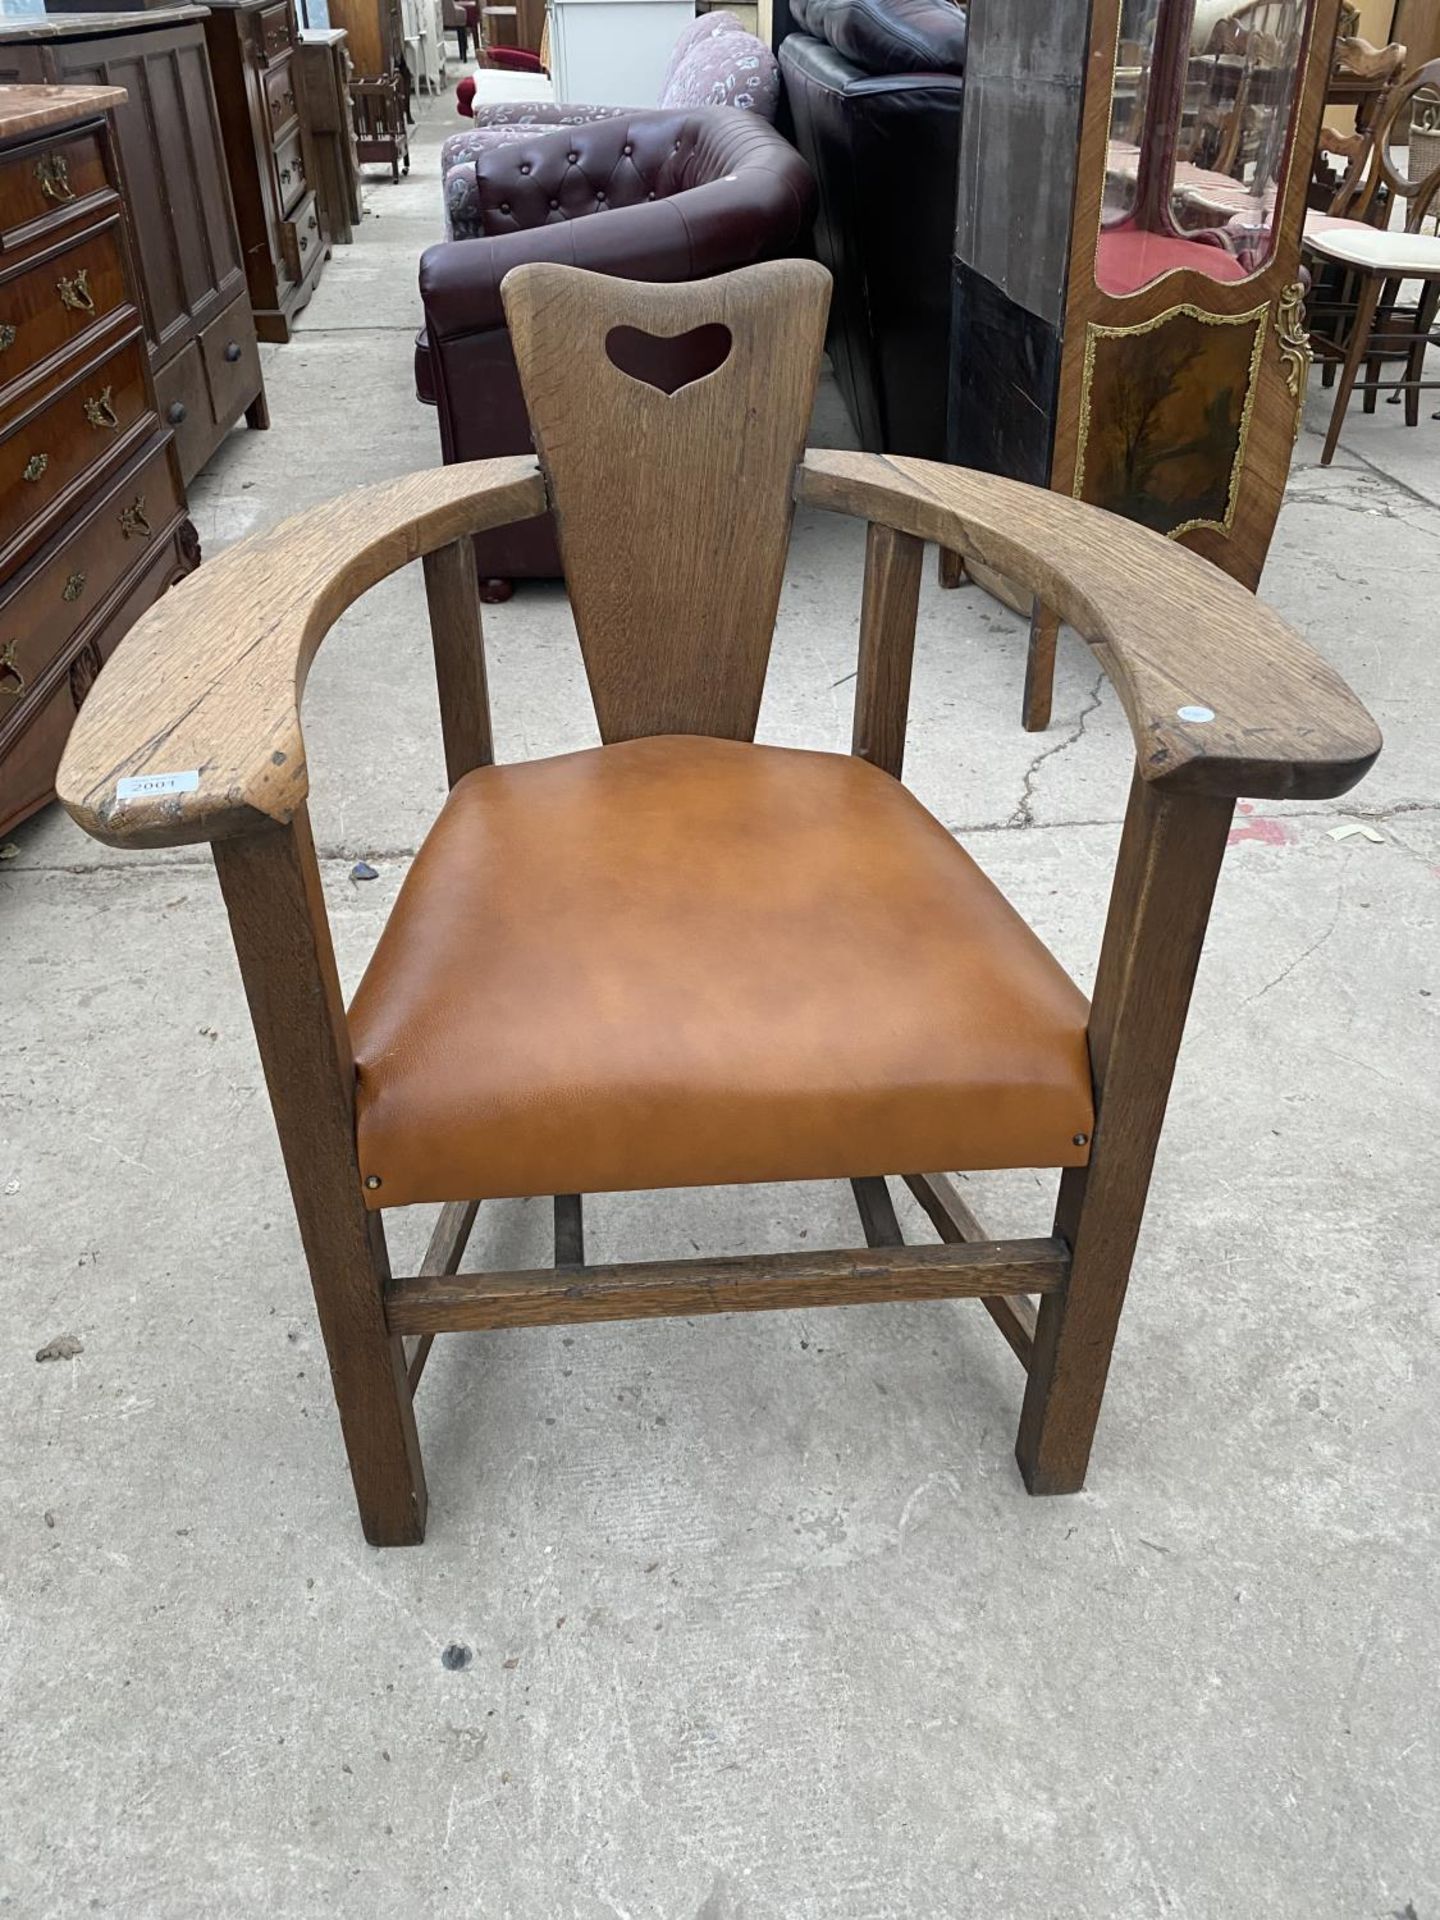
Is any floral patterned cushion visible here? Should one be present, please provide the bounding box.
[659,13,781,118]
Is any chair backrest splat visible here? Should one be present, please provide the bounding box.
[502,258,831,743]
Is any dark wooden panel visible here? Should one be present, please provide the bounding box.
[151,337,212,477]
[948,262,1064,484]
[199,287,262,430]
[953,0,1092,329]
[176,34,246,310]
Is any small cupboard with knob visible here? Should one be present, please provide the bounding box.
[0,84,197,836]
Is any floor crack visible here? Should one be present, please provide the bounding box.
[1243,859,1350,1005]
[1008,671,1106,829]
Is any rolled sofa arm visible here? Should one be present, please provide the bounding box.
[420,109,816,341]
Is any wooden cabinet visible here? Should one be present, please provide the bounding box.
[324,0,405,79]
[324,0,411,181]
[0,8,268,485]
[296,30,363,246]
[203,0,330,342]
[951,0,1344,729]
[0,85,197,836]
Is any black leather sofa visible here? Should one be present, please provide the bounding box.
[780,0,967,459]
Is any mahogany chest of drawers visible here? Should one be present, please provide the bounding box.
[0,85,197,836]
[203,0,330,342]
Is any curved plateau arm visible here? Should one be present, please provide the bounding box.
[57,457,548,851]
[800,450,1381,802]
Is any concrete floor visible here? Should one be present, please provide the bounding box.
[2,98,1437,1919]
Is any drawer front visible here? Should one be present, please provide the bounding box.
[0,130,113,254]
[152,340,214,483]
[264,55,301,141]
[0,331,152,566]
[257,1,295,64]
[279,192,322,286]
[0,438,184,715]
[275,126,309,217]
[0,517,189,837]
[0,221,132,410]
[199,292,262,426]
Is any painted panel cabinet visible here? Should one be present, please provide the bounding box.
[951,0,1342,728]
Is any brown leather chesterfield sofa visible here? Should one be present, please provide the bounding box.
[416,107,815,594]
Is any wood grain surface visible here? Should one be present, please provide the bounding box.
[386,1239,1068,1336]
[799,450,1380,800]
[501,258,831,744]
[56,457,546,848]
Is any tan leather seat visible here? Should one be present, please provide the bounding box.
[348,735,1094,1206]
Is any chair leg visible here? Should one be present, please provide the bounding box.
[214,811,427,1546]
[1015,775,1234,1493]
[1404,283,1439,428]
[1023,605,1059,732]
[1321,273,1384,466]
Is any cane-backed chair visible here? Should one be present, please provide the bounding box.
[57,261,1380,1546]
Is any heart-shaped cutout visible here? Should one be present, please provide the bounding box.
[605,322,733,395]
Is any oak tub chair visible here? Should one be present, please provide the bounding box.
[57,261,1380,1547]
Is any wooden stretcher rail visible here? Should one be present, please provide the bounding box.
[386,1238,1068,1335]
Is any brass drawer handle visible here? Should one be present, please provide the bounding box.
[57,267,95,314]
[34,153,74,203]
[119,495,152,539]
[23,453,49,483]
[0,323,15,352]
[62,571,86,603]
[84,385,119,431]
[0,638,23,699]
